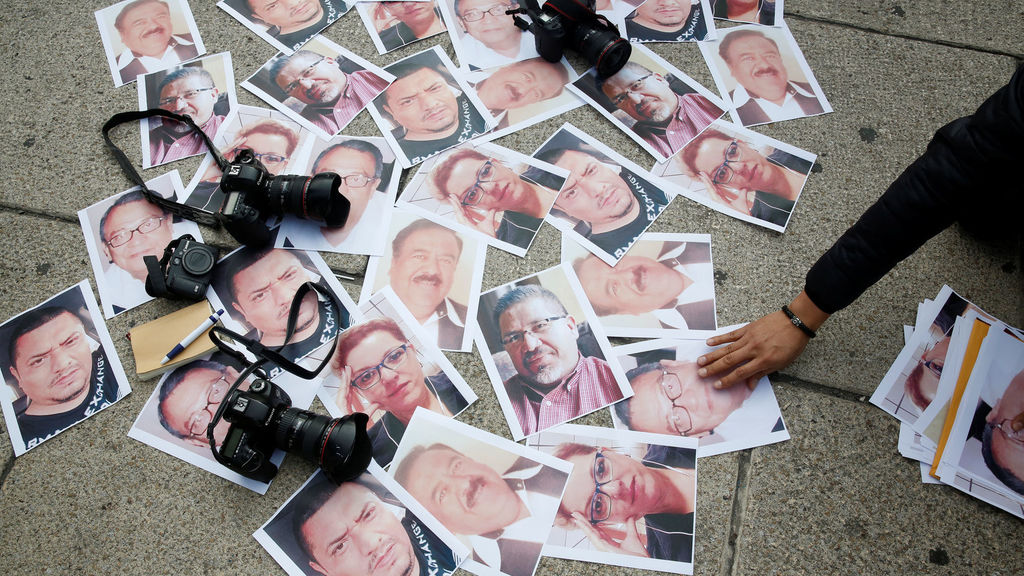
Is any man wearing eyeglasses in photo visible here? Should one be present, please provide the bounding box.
[597,63,723,159]
[376,1,448,52]
[156,359,249,448]
[624,0,708,43]
[970,368,1024,496]
[428,147,559,249]
[330,318,469,466]
[114,0,199,84]
[149,66,226,166]
[394,442,567,576]
[308,140,389,251]
[454,0,539,70]
[553,442,695,561]
[5,306,121,449]
[678,128,811,227]
[270,50,390,135]
[613,360,781,442]
[98,191,183,314]
[493,285,623,436]
[185,118,300,213]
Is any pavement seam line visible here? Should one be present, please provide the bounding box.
[0,454,14,491]
[771,372,869,404]
[787,13,1024,60]
[0,203,78,225]
[717,448,753,576]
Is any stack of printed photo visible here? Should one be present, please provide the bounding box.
[870,285,1024,518]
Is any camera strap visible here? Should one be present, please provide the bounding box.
[208,281,342,381]
[101,109,229,227]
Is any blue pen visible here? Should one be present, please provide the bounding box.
[160,309,225,365]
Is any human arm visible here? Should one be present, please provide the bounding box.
[445,195,501,236]
[697,291,830,389]
[333,365,381,415]
[696,173,753,215]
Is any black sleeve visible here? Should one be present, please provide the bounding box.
[804,64,1024,314]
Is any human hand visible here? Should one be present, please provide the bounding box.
[447,194,501,236]
[570,513,650,557]
[698,173,752,215]
[333,365,381,415]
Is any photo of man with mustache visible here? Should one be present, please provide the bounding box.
[716,27,826,126]
[147,64,227,166]
[106,0,201,85]
[269,49,391,136]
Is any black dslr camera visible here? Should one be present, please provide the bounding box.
[217,377,372,484]
[511,0,631,77]
[219,148,351,247]
[144,234,219,300]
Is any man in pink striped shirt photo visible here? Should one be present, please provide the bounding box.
[491,284,624,437]
[270,49,391,135]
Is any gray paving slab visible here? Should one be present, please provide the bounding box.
[787,0,1024,57]
[734,383,1024,576]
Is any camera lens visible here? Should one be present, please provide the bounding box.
[274,409,371,484]
[181,244,215,275]
[572,24,631,77]
[264,173,351,228]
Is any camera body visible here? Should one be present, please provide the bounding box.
[513,0,631,78]
[144,234,219,300]
[218,377,372,484]
[219,148,350,247]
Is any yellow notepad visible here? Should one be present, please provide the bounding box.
[129,301,219,380]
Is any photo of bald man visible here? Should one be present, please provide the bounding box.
[0,282,130,456]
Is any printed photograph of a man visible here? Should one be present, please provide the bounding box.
[871,287,981,425]
[527,424,697,572]
[96,0,205,86]
[182,105,312,214]
[533,123,674,265]
[218,0,350,53]
[0,282,130,456]
[368,47,493,168]
[711,0,779,26]
[79,172,203,318]
[569,45,724,162]
[256,466,468,576]
[653,118,815,231]
[139,53,236,168]
[360,210,485,352]
[397,141,565,256]
[128,353,323,492]
[612,337,789,457]
[623,0,713,43]
[276,136,398,255]
[207,246,355,379]
[322,289,476,467]
[243,36,393,140]
[466,57,581,139]
[476,265,631,439]
[700,24,831,127]
[389,409,571,576]
[565,233,717,338]
[440,0,540,71]
[357,1,448,54]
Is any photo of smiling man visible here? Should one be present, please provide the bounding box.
[699,23,831,127]
[389,409,571,576]
[360,210,486,352]
[218,0,350,53]
[367,47,494,168]
[0,282,131,456]
[96,0,206,87]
